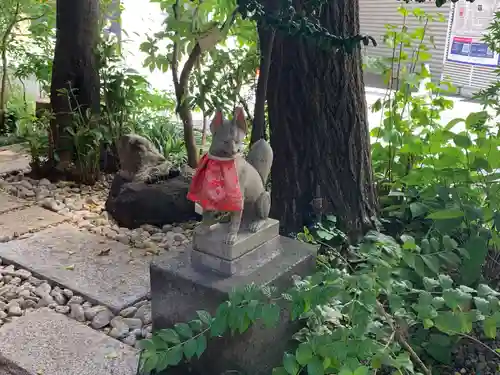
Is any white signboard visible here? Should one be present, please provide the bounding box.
[446,0,500,67]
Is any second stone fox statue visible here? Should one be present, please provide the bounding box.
[187,107,273,245]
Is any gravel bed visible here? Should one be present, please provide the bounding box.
[449,327,500,375]
[0,259,151,347]
[0,173,196,253]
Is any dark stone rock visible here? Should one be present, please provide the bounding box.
[105,175,199,229]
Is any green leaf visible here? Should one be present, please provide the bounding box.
[296,342,313,365]
[474,297,491,315]
[371,98,382,112]
[438,274,454,289]
[423,277,440,290]
[438,251,462,267]
[338,368,353,375]
[246,299,260,321]
[174,323,193,339]
[353,366,369,375]
[189,319,203,332]
[138,338,155,351]
[443,289,472,310]
[460,234,488,286]
[196,310,212,325]
[307,357,324,375]
[210,314,227,337]
[155,352,170,372]
[410,202,428,218]
[183,338,198,360]
[142,353,159,373]
[394,352,414,372]
[273,367,289,375]
[445,117,464,130]
[195,335,207,358]
[157,329,180,345]
[262,303,281,328]
[283,353,300,375]
[421,254,440,275]
[477,284,500,297]
[453,133,473,148]
[166,345,184,366]
[432,296,446,309]
[483,316,497,339]
[424,334,452,365]
[465,110,488,129]
[442,235,458,251]
[426,209,464,220]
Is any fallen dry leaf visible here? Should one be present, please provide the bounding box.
[64,264,75,271]
[97,248,111,256]
[105,351,118,359]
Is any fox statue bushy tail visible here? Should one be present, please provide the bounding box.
[189,107,273,245]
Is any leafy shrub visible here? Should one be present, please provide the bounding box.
[370,6,500,288]
[138,224,500,375]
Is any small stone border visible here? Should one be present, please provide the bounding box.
[0,259,150,348]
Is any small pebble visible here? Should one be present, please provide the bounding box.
[70,304,86,322]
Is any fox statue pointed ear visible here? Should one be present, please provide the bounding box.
[233,107,247,134]
[210,110,224,134]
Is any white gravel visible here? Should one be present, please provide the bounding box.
[0,173,196,253]
[0,259,152,347]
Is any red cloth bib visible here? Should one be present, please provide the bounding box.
[187,153,243,212]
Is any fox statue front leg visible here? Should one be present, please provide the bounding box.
[195,210,216,235]
[224,210,243,245]
[248,191,271,233]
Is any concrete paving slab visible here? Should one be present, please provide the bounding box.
[0,192,28,214]
[0,223,151,312]
[0,205,67,239]
[0,308,138,375]
[0,144,30,175]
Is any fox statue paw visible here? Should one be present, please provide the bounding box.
[224,232,238,245]
[248,220,265,233]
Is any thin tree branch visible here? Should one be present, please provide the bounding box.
[171,0,180,91]
[376,302,431,375]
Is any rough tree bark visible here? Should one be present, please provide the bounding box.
[49,0,100,169]
[250,24,274,145]
[266,0,377,240]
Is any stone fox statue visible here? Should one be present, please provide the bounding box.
[187,107,273,244]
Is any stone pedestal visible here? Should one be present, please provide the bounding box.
[150,219,316,375]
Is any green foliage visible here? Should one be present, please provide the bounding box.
[190,45,258,118]
[139,228,500,375]
[237,0,376,53]
[370,6,498,288]
[59,86,110,184]
[137,120,187,167]
[0,0,55,133]
[16,107,51,171]
[98,35,177,138]
[138,285,281,373]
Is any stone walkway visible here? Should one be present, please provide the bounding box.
[0,147,172,375]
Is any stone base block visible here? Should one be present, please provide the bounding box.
[150,236,316,375]
[193,218,279,260]
[191,235,282,277]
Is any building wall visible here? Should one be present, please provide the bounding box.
[359,0,452,83]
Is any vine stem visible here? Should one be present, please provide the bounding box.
[459,333,500,359]
[376,302,432,375]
